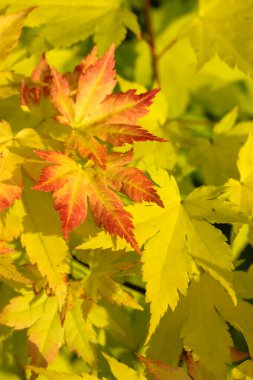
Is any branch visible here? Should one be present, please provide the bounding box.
[144,0,160,84]
[124,281,146,295]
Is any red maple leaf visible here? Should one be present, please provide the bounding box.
[49,45,166,168]
[21,53,52,110]
[33,150,163,252]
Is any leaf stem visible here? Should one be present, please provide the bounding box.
[157,38,178,59]
[144,0,160,84]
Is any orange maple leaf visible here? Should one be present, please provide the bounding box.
[49,45,165,168]
[21,53,52,109]
[33,150,163,252]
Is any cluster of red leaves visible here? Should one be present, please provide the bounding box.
[21,45,165,252]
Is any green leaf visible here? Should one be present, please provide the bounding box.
[147,296,187,365]
[181,275,233,380]
[184,182,247,224]
[28,296,64,367]
[28,367,99,380]
[0,292,47,329]
[203,274,253,361]
[103,353,146,380]
[189,0,253,75]
[234,265,253,299]
[6,0,140,54]
[64,299,97,367]
[227,133,253,215]
[0,71,22,98]
[20,176,70,310]
[80,250,142,313]
[133,168,237,338]
[232,360,253,379]
[0,246,30,285]
[0,200,23,242]
[188,108,253,185]
[0,7,34,61]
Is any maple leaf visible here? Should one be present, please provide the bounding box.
[0,148,23,211]
[64,298,97,367]
[103,353,147,380]
[138,168,245,338]
[75,249,142,314]
[0,292,48,329]
[137,354,191,380]
[0,71,23,99]
[28,367,99,380]
[21,52,53,116]
[189,0,253,76]
[226,134,253,215]
[49,45,165,168]
[0,7,34,61]
[86,168,246,337]
[146,297,188,365]
[28,296,64,371]
[0,243,30,285]
[0,200,23,242]
[181,275,233,380]
[188,108,253,185]
[0,7,34,99]
[5,0,140,54]
[20,176,70,310]
[0,119,48,160]
[148,271,253,380]
[33,149,163,251]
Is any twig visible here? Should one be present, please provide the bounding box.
[144,0,160,84]
[124,281,146,294]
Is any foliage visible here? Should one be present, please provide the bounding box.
[0,0,253,379]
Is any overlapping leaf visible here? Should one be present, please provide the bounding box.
[75,250,142,314]
[33,149,163,251]
[0,7,34,61]
[20,176,70,310]
[28,367,100,380]
[147,272,253,380]
[21,52,52,115]
[227,134,253,215]
[64,298,97,368]
[138,355,191,380]
[0,291,97,372]
[189,0,253,75]
[0,292,48,329]
[188,108,253,185]
[5,0,140,54]
[28,296,64,370]
[0,6,251,378]
[86,168,246,338]
[0,243,30,285]
[0,7,35,98]
[49,45,165,168]
[0,147,23,211]
[141,168,248,338]
[103,353,146,380]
